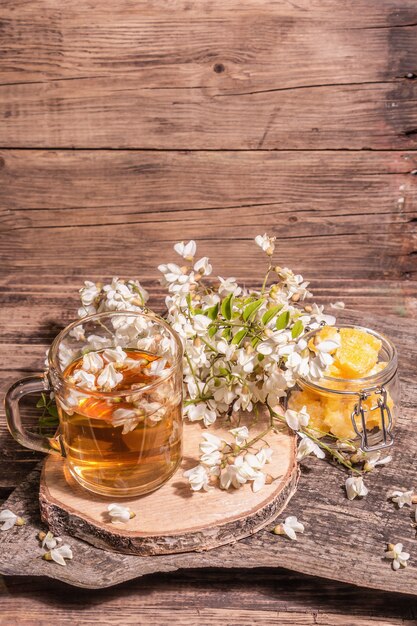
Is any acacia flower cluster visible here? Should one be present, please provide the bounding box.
[183,429,273,493]
[73,236,395,494]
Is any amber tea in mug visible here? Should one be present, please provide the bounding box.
[5,312,183,498]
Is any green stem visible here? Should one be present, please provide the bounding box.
[185,351,203,395]
[267,404,361,475]
[261,262,273,295]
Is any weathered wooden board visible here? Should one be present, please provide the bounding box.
[0,0,417,618]
[2,80,417,150]
[2,0,415,83]
[1,309,417,594]
[1,0,417,150]
[39,419,297,555]
[1,150,416,325]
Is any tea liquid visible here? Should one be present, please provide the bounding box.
[58,350,182,497]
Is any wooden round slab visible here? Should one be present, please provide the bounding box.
[39,418,298,556]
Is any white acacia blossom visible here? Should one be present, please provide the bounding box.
[390,490,415,508]
[174,240,197,261]
[385,543,410,571]
[108,503,135,523]
[183,464,211,491]
[40,531,61,550]
[255,234,276,256]
[79,278,148,318]
[0,509,25,531]
[345,476,369,500]
[43,544,73,567]
[96,363,123,391]
[297,433,325,461]
[273,516,305,540]
[284,406,310,432]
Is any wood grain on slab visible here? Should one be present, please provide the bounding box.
[39,419,297,555]
[1,310,417,596]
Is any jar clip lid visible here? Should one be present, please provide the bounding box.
[351,386,394,452]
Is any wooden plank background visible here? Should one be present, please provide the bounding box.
[0,0,416,623]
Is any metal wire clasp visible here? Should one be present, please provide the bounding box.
[351,386,394,452]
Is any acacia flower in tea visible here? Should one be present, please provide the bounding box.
[96,363,123,391]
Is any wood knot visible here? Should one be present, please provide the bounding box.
[213,63,225,74]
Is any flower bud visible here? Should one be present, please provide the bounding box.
[291,293,301,303]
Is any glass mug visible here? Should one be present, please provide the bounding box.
[5,312,183,497]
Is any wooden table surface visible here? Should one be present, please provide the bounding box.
[1,0,416,623]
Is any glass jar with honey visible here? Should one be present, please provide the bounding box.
[287,325,399,452]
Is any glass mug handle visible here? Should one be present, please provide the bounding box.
[5,374,64,455]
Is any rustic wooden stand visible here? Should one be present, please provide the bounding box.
[1,311,417,596]
[39,420,298,555]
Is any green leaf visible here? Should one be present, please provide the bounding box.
[251,337,261,348]
[231,328,248,345]
[39,416,59,426]
[221,293,234,320]
[262,304,283,325]
[192,308,204,316]
[47,404,59,419]
[205,303,219,321]
[186,293,193,313]
[276,310,290,330]
[218,367,230,377]
[291,320,304,339]
[36,394,46,408]
[243,298,265,322]
[221,327,232,341]
[208,325,217,338]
